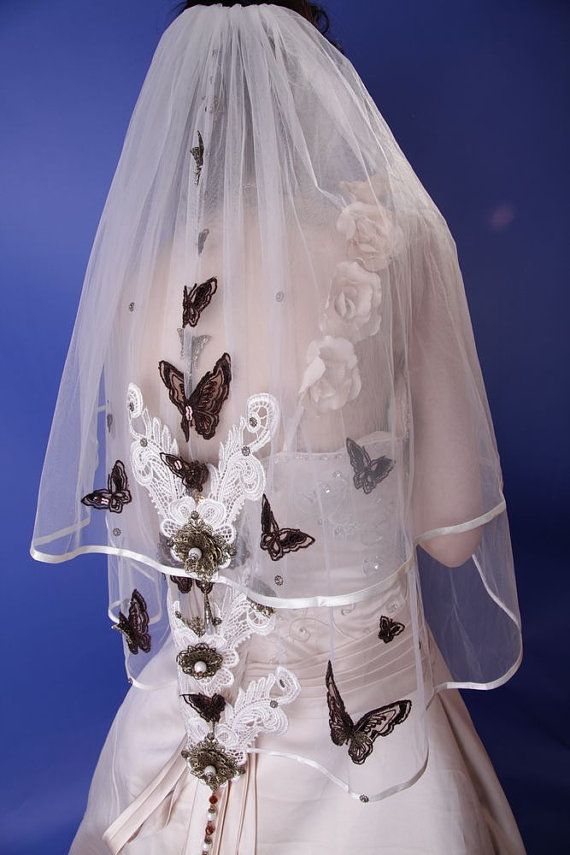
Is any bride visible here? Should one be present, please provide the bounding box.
[32,3,525,852]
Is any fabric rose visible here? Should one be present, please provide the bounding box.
[299,335,361,412]
[340,173,389,206]
[322,260,383,342]
[337,201,403,272]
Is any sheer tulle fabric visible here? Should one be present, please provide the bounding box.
[31,5,521,801]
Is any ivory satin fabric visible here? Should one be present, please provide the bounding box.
[69,627,525,854]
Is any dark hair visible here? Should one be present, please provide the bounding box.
[174,1,333,42]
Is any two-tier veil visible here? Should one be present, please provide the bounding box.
[31,4,521,803]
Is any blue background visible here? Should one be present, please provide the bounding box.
[1,1,568,851]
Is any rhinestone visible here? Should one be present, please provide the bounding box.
[360,794,369,803]
[274,575,283,586]
[112,528,121,536]
[363,557,382,575]
[241,446,251,456]
[128,302,135,312]
[275,291,285,302]
[128,402,135,412]
[249,417,257,427]
[140,438,148,447]
[269,699,278,708]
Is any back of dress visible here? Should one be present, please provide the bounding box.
[31,4,521,804]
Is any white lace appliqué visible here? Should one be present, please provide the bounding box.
[127,384,300,790]
[127,384,279,572]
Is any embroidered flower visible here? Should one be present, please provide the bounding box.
[299,336,361,412]
[323,261,383,342]
[337,201,403,272]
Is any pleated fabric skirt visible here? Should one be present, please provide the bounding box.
[69,632,525,855]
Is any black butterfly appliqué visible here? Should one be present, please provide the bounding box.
[325,661,411,765]
[159,352,231,441]
[170,575,193,594]
[81,460,132,513]
[160,452,209,493]
[182,277,218,328]
[346,438,394,495]
[191,130,204,184]
[113,589,151,655]
[197,229,210,255]
[377,615,405,644]
[260,493,315,562]
[181,692,226,724]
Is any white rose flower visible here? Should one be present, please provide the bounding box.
[340,173,389,206]
[323,260,382,342]
[337,201,404,272]
[298,335,361,412]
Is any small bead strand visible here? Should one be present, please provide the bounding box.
[200,791,220,853]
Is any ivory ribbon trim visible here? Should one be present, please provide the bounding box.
[102,739,187,854]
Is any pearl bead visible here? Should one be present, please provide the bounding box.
[207,809,217,821]
[203,765,217,777]
[202,843,212,853]
[188,547,203,561]
[194,661,208,674]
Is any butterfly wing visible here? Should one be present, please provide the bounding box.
[170,575,193,594]
[182,276,218,328]
[81,487,113,510]
[191,130,204,183]
[364,455,394,494]
[187,352,232,440]
[346,437,371,492]
[107,459,132,512]
[260,493,283,560]
[160,452,209,492]
[159,361,191,441]
[349,699,412,764]
[125,589,151,654]
[378,615,405,644]
[260,494,315,562]
[181,692,226,723]
[197,229,209,255]
[325,661,355,748]
[275,528,316,558]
